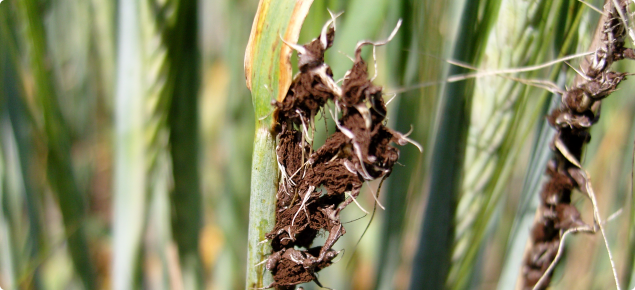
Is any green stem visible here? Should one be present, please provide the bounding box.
[244,0,313,287]
[246,128,278,288]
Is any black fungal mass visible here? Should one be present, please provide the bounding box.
[263,18,416,289]
[523,1,633,289]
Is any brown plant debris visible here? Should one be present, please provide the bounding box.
[522,1,632,289]
[261,17,417,289]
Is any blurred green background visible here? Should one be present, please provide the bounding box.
[1,0,635,289]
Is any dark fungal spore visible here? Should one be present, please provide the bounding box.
[263,17,414,289]
[522,1,630,288]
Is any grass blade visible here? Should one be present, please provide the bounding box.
[495,3,587,286]
[0,22,14,289]
[114,0,185,287]
[624,114,635,288]
[13,0,97,287]
[113,0,147,286]
[374,1,427,288]
[409,1,502,289]
[0,130,15,290]
[166,0,203,287]
[0,9,49,289]
[496,94,558,290]
[207,1,258,288]
[448,1,583,288]
[244,0,313,288]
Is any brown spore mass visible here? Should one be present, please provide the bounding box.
[263,23,412,289]
[522,1,629,288]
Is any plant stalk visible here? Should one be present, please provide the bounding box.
[244,0,313,288]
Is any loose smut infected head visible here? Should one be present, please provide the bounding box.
[263,16,418,289]
[522,1,631,289]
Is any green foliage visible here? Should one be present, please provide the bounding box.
[11,0,96,287]
[244,0,315,288]
[0,0,633,289]
[410,1,502,289]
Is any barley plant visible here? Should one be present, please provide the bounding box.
[2,0,635,289]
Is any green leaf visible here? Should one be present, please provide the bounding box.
[13,0,97,287]
[409,1,502,289]
[374,0,428,288]
[495,3,586,288]
[166,0,204,287]
[112,0,148,287]
[113,0,194,288]
[496,95,557,290]
[244,0,314,288]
